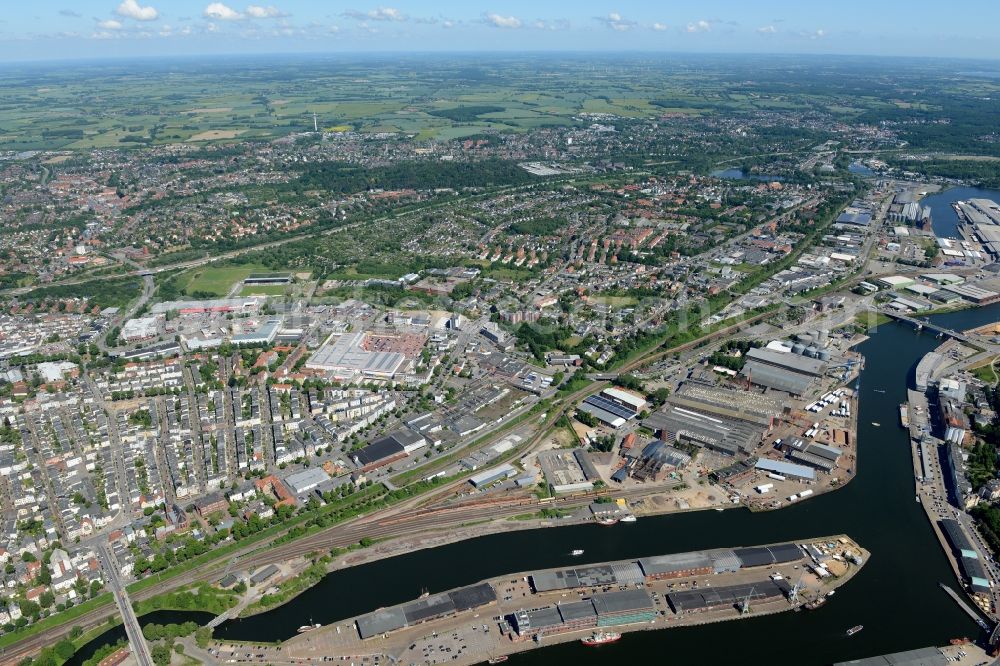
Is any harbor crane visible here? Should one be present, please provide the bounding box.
[739,586,756,615]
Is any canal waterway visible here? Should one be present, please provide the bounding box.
[72,304,1000,665]
[922,186,1000,239]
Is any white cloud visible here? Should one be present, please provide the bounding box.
[485,13,521,29]
[532,19,568,31]
[367,7,403,21]
[96,19,123,30]
[756,25,777,34]
[203,3,243,20]
[686,20,711,33]
[651,22,668,31]
[800,28,826,39]
[442,19,455,28]
[246,5,286,19]
[596,12,635,31]
[116,0,158,21]
[345,7,404,21]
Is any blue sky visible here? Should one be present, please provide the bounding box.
[1,1,998,61]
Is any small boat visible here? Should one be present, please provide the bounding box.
[488,656,509,664]
[874,389,886,393]
[571,549,585,556]
[826,590,836,598]
[950,637,971,646]
[620,515,637,523]
[846,625,863,637]
[582,631,622,646]
[871,422,881,427]
[297,621,321,633]
[596,517,619,526]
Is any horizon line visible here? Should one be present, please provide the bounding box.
[1,49,999,68]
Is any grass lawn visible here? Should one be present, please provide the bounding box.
[971,358,999,385]
[240,284,291,297]
[588,294,639,307]
[183,263,269,296]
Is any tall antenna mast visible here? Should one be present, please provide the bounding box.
[313,112,318,133]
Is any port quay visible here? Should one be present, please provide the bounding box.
[216,536,867,665]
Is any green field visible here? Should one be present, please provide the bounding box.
[589,294,639,307]
[240,284,292,296]
[182,264,268,297]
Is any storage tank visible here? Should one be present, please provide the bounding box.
[805,346,818,358]
[796,333,814,343]
[819,329,829,344]
[818,350,832,362]
[792,343,806,355]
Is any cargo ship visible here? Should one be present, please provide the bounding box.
[581,631,622,646]
[899,405,909,428]
[846,625,863,637]
[595,517,620,526]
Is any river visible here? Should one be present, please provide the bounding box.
[922,186,1000,239]
[72,304,1000,665]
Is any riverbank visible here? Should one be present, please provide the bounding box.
[238,535,868,666]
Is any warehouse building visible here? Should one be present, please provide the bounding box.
[671,380,784,429]
[642,403,764,457]
[638,549,741,580]
[468,463,517,488]
[666,578,786,614]
[356,582,496,639]
[120,316,160,342]
[353,429,426,471]
[307,331,408,380]
[876,275,915,290]
[939,519,990,594]
[832,646,948,666]
[739,347,826,397]
[941,283,1000,304]
[151,298,261,315]
[732,543,803,567]
[249,564,280,586]
[529,562,645,593]
[592,589,657,626]
[601,386,648,413]
[508,589,655,639]
[754,458,816,481]
[284,467,331,495]
[231,318,282,346]
[579,393,639,428]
